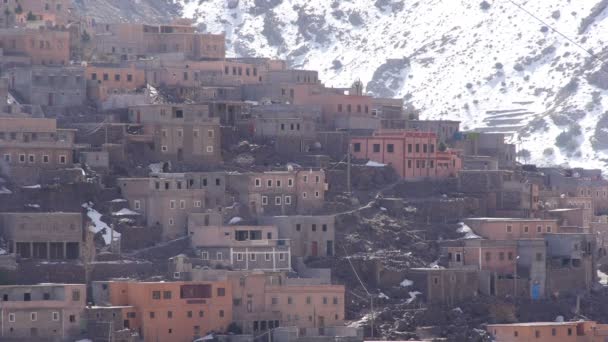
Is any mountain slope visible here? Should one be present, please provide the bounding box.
[182,1,608,167]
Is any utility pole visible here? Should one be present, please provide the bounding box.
[370,294,374,338]
[347,143,352,195]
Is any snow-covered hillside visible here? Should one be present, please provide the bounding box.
[94,0,608,168]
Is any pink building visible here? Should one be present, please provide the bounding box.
[350,130,462,179]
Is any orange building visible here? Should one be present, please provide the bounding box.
[92,280,233,342]
[350,129,462,179]
[487,321,608,341]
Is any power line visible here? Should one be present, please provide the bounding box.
[505,0,601,64]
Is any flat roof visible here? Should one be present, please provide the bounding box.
[487,321,585,327]
[465,218,556,222]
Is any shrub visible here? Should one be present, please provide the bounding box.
[480,1,491,10]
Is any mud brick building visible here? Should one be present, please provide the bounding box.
[0,113,75,184]
[458,170,540,217]
[227,168,328,217]
[259,215,335,258]
[0,283,86,340]
[544,233,597,296]
[91,22,226,60]
[405,268,478,305]
[85,62,146,104]
[188,224,291,271]
[455,132,517,169]
[8,66,86,107]
[91,280,233,342]
[118,172,226,240]
[127,104,222,166]
[0,212,87,260]
[0,28,70,65]
[463,218,558,240]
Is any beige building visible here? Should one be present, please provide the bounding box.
[0,114,75,184]
[259,215,335,258]
[0,284,86,340]
[0,212,86,260]
[227,169,328,217]
[127,104,221,166]
[117,172,226,240]
[188,222,291,271]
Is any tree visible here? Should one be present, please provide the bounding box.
[517,149,531,163]
[14,4,23,15]
[438,142,447,152]
[26,11,36,21]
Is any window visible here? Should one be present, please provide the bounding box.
[296,224,301,231]
[152,291,161,300]
[306,296,312,304]
[237,253,244,261]
[312,224,317,232]
[161,146,168,152]
[52,311,60,321]
[333,297,338,304]
[279,253,286,261]
[217,288,226,297]
[568,328,572,336]
[150,312,155,319]
[265,253,271,261]
[303,175,308,183]
[206,146,214,153]
[163,291,172,299]
[267,179,273,187]
[275,197,282,205]
[30,312,37,321]
[250,253,256,261]
[546,226,552,233]
[72,290,80,301]
[415,144,420,153]
[170,200,176,209]
[285,196,292,205]
[535,330,540,338]
[276,180,282,187]
[255,178,261,187]
[353,143,361,152]
[127,74,133,82]
[3,154,9,162]
[180,200,186,209]
[167,311,173,319]
[272,297,278,305]
[373,144,381,153]
[387,144,394,153]
[219,310,225,318]
[19,154,26,163]
[288,178,294,187]
[315,191,320,198]
[24,293,31,301]
[552,328,556,336]
[485,252,491,261]
[201,251,209,260]
[114,74,120,81]
[524,226,529,233]
[508,252,513,260]
[302,192,307,198]
[262,196,268,205]
[217,252,223,260]
[8,313,15,322]
[506,225,512,233]
[499,252,505,260]
[194,200,201,208]
[288,296,293,304]
[537,226,542,233]
[169,218,174,226]
[177,129,183,138]
[59,155,67,164]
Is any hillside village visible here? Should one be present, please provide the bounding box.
[2,1,608,342]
